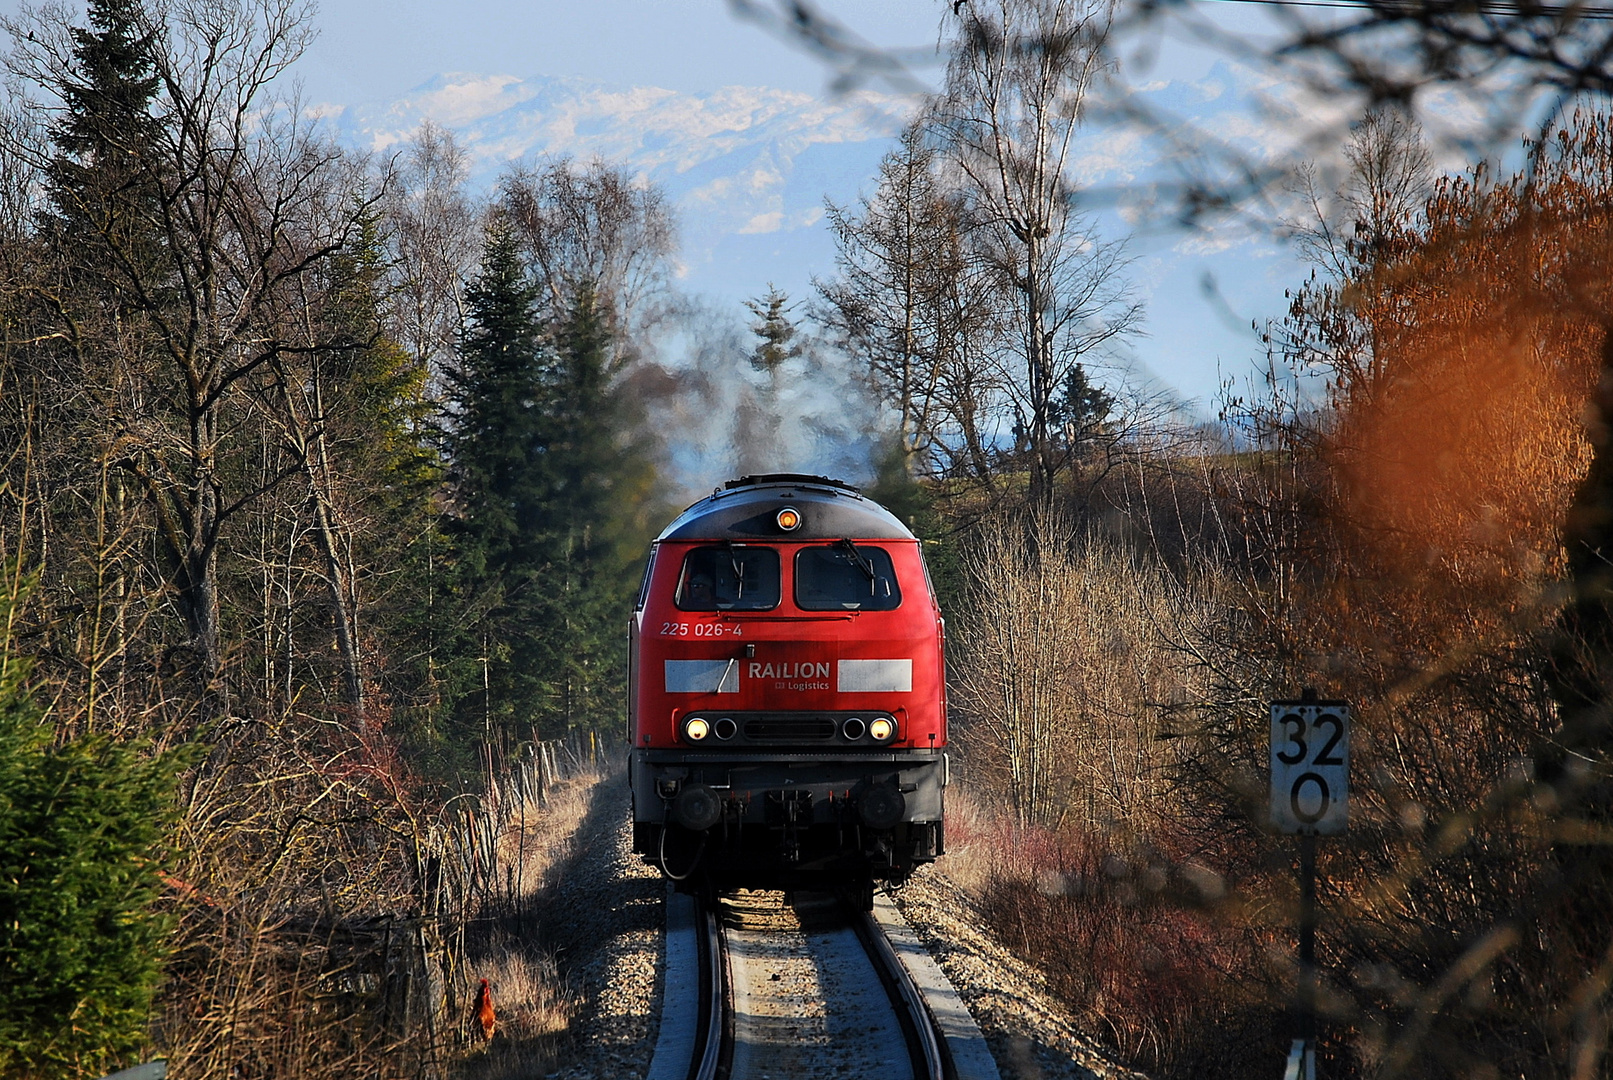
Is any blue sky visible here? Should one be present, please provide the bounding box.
[293,0,950,102]
[6,0,1340,412]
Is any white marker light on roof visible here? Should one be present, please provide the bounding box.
[776,507,801,531]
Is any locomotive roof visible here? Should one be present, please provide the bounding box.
[657,474,916,542]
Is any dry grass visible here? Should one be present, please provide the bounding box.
[474,936,570,1041]
[497,775,601,899]
[949,506,1229,837]
[454,930,573,1080]
[450,767,603,1080]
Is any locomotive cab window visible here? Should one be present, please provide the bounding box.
[795,541,901,611]
[675,545,780,611]
[634,546,658,612]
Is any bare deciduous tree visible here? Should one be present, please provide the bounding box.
[7,0,371,696]
[933,0,1140,506]
[388,121,479,378]
[1283,108,1435,409]
[818,122,1004,484]
[499,156,676,361]
[953,504,1216,830]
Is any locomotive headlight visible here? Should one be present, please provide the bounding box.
[683,716,710,741]
[842,717,866,740]
[714,717,738,740]
[868,716,896,742]
[776,506,801,531]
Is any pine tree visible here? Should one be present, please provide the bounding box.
[534,286,657,735]
[745,285,802,375]
[736,285,803,475]
[322,209,441,530]
[1046,363,1113,457]
[447,224,552,573]
[294,206,443,730]
[442,223,665,759]
[0,597,184,1079]
[442,223,552,755]
[41,0,163,279]
[327,212,445,746]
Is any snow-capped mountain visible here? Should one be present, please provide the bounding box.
[318,73,913,302]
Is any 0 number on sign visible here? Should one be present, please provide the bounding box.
[1269,703,1349,835]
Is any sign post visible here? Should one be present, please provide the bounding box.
[1270,688,1349,1080]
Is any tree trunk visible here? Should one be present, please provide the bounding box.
[309,487,364,721]
[308,369,365,723]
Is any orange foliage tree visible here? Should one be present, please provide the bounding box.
[1236,108,1613,1077]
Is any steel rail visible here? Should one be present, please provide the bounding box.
[672,889,948,1080]
[690,894,727,1080]
[853,901,947,1080]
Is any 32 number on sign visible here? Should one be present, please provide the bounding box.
[1270,702,1349,835]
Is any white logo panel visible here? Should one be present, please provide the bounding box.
[837,659,912,693]
[664,659,739,694]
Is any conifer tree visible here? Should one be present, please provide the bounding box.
[449,225,548,569]
[737,285,803,475]
[323,211,444,743]
[535,286,657,734]
[444,238,659,753]
[0,600,183,1079]
[1040,362,1113,463]
[23,0,173,724]
[269,205,442,727]
[442,223,552,753]
[745,285,802,375]
[42,0,163,281]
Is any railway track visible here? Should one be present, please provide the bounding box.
[649,887,950,1080]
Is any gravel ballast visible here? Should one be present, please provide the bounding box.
[540,776,1147,1080]
[535,779,665,1080]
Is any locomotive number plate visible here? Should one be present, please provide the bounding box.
[659,621,744,637]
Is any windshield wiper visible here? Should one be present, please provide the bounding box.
[725,539,746,600]
[839,537,878,594]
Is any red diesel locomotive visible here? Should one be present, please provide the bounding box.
[628,474,948,904]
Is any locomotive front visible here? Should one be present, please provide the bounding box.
[628,474,947,904]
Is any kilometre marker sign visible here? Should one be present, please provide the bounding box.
[1270,701,1349,835]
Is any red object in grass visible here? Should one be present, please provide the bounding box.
[475,978,496,1041]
